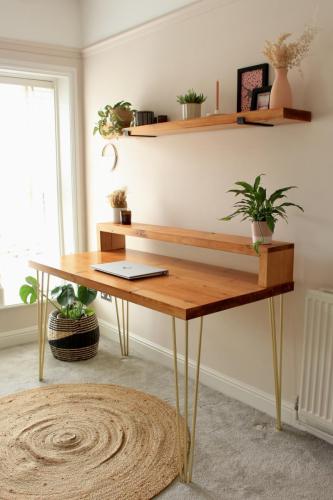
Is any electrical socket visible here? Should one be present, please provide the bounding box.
[101,292,112,302]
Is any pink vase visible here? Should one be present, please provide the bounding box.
[269,68,292,109]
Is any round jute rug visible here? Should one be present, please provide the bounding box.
[0,384,184,500]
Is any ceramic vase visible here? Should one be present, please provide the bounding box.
[269,68,292,109]
[251,221,273,244]
[181,103,201,120]
[111,207,123,223]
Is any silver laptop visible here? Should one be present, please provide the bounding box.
[91,260,168,280]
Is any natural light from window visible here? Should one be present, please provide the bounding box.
[0,79,61,306]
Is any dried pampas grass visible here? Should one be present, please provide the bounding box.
[263,26,318,70]
[107,189,127,208]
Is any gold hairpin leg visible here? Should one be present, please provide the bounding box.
[38,272,49,382]
[268,295,284,431]
[115,298,129,356]
[172,316,204,483]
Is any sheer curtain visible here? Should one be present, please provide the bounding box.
[0,79,60,305]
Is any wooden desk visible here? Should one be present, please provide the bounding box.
[30,223,294,483]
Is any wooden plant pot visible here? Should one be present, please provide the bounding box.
[48,311,100,362]
[113,108,133,127]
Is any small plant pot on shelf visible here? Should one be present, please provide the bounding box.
[251,221,273,245]
[48,311,100,362]
[181,103,202,120]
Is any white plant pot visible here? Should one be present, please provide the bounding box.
[251,221,273,244]
[111,207,123,223]
[181,103,202,120]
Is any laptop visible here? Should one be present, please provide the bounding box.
[91,260,168,280]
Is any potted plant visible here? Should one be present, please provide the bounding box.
[19,277,99,362]
[176,89,207,120]
[93,101,134,138]
[107,188,127,223]
[220,174,303,251]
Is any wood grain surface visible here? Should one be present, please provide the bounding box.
[124,108,311,137]
[29,249,293,320]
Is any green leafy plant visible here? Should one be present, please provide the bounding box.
[176,89,207,104]
[19,277,97,320]
[220,174,304,251]
[93,101,134,137]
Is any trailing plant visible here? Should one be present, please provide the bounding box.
[107,188,127,208]
[93,101,134,137]
[220,174,304,251]
[176,89,207,104]
[19,277,97,320]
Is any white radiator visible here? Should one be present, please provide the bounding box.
[299,289,333,438]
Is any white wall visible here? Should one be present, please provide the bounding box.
[80,0,199,46]
[83,0,333,410]
[0,0,81,47]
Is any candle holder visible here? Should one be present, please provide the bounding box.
[121,209,132,225]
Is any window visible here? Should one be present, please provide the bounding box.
[0,76,76,306]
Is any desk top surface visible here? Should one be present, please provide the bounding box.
[30,249,293,320]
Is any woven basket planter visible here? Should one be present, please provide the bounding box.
[48,310,100,362]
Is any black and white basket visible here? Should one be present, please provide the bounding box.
[48,310,100,362]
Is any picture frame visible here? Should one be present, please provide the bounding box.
[250,85,272,111]
[237,63,269,112]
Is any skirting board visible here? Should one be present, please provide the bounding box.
[0,326,37,350]
[2,321,332,444]
[98,320,296,426]
[99,320,333,444]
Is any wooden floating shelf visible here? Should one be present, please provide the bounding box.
[124,108,311,137]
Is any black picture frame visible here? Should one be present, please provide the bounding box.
[250,85,272,111]
[237,63,269,112]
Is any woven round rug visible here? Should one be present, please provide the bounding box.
[0,384,184,499]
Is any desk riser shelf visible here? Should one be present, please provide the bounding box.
[97,222,294,289]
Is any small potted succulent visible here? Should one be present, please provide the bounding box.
[176,89,207,120]
[220,174,303,251]
[107,188,127,223]
[93,101,134,138]
[19,277,99,361]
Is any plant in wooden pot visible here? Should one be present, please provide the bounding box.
[93,101,134,138]
[19,278,99,361]
[220,174,303,252]
[176,89,207,120]
[107,188,127,223]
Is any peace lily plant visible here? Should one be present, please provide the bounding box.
[220,174,304,252]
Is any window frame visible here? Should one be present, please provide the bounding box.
[0,60,84,310]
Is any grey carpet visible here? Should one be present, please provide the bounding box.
[0,336,332,500]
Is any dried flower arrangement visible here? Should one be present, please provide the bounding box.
[107,189,127,208]
[263,26,317,70]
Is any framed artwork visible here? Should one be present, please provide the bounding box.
[237,64,269,112]
[251,85,272,111]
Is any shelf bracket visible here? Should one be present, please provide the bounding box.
[237,117,274,127]
[123,130,156,138]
